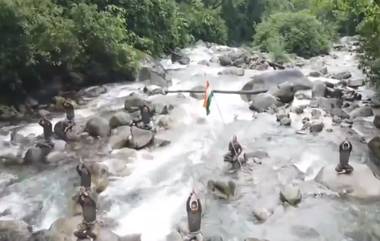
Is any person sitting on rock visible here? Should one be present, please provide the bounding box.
[224,135,245,168]
[77,163,91,190]
[63,100,75,133]
[74,188,97,240]
[336,139,354,174]
[185,191,203,241]
[38,117,54,147]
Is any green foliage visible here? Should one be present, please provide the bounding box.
[253,11,330,58]
[359,3,380,82]
[180,0,227,44]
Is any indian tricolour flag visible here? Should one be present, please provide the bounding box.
[203,80,214,115]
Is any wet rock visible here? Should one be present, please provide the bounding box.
[210,56,219,64]
[143,85,164,96]
[127,126,154,150]
[46,151,71,164]
[109,112,133,129]
[292,105,306,114]
[219,55,233,66]
[85,117,110,138]
[90,163,109,193]
[53,120,71,141]
[312,80,326,98]
[0,220,31,241]
[80,86,107,98]
[138,62,169,87]
[276,108,290,122]
[374,115,380,129]
[309,71,321,77]
[252,208,273,223]
[249,93,278,113]
[171,51,190,65]
[348,78,364,88]
[350,106,373,119]
[325,87,343,99]
[280,184,302,206]
[207,180,236,200]
[368,137,380,161]
[316,164,380,200]
[218,67,245,76]
[270,82,295,103]
[295,92,310,100]
[109,126,131,149]
[24,146,50,165]
[280,117,291,126]
[124,93,150,113]
[310,97,348,119]
[241,69,312,102]
[311,109,322,119]
[310,120,324,133]
[154,138,171,148]
[332,71,352,80]
[0,105,23,121]
[38,109,51,118]
[198,60,210,66]
[190,85,205,100]
[156,115,172,129]
[0,173,18,190]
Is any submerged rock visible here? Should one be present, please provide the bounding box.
[316,164,380,200]
[310,120,324,133]
[218,67,245,76]
[207,180,236,200]
[252,208,273,223]
[332,71,352,80]
[280,184,302,206]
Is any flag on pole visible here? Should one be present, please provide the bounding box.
[203,80,214,115]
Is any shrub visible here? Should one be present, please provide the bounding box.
[253,11,330,58]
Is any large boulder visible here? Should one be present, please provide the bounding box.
[241,69,312,101]
[109,126,131,149]
[310,120,324,133]
[368,137,380,162]
[207,180,236,200]
[310,97,348,119]
[0,220,31,241]
[23,146,51,165]
[270,82,296,103]
[109,112,133,129]
[332,71,352,80]
[190,86,205,100]
[348,78,364,88]
[280,184,302,206]
[374,115,380,129]
[219,55,233,66]
[124,93,150,113]
[312,80,326,98]
[89,163,109,193]
[138,62,170,87]
[171,51,190,65]
[316,164,380,200]
[249,93,278,112]
[80,86,107,98]
[0,105,23,121]
[350,106,373,119]
[85,117,110,138]
[126,126,154,150]
[53,120,70,141]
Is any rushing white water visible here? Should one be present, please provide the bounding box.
[1,38,380,241]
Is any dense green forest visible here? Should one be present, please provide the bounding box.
[0,0,378,104]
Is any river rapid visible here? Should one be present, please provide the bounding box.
[1,38,380,241]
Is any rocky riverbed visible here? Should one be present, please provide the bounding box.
[1,37,380,241]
